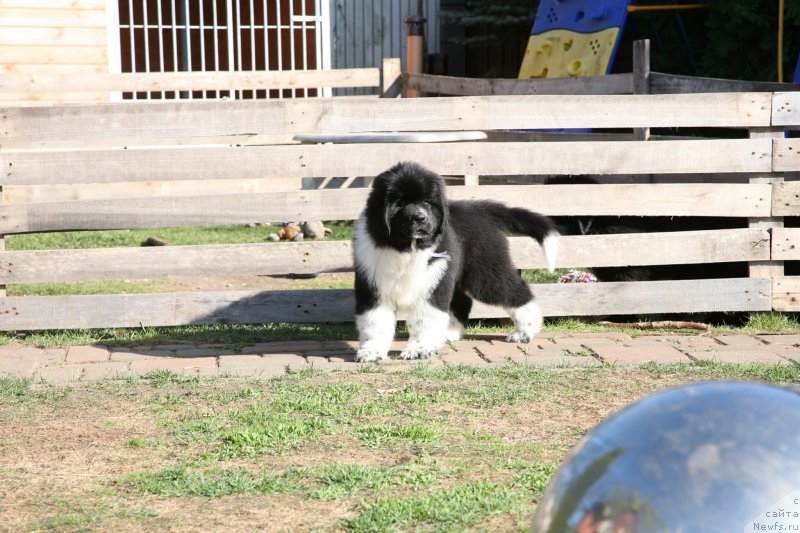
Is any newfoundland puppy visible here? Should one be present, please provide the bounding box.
[353,162,559,362]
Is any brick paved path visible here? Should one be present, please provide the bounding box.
[1,333,799,383]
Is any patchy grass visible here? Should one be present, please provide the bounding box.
[128,465,304,498]
[339,481,522,532]
[1,362,799,531]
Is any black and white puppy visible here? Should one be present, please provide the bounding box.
[353,162,559,362]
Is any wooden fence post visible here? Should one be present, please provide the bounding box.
[633,39,651,142]
[748,127,784,280]
[381,57,402,98]
[633,39,652,186]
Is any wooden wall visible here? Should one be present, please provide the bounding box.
[0,0,110,104]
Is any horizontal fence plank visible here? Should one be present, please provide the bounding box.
[771,228,800,260]
[2,139,773,185]
[773,138,800,171]
[404,72,633,95]
[1,93,773,144]
[771,181,800,216]
[2,178,301,203]
[1,133,298,151]
[773,277,800,312]
[650,72,800,94]
[0,184,772,234]
[0,68,381,94]
[0,278,772,330]
[0,229,768,284]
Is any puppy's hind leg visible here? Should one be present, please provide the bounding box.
[446,290,473,343]
[505,298,543,344]
[355,305,397,362]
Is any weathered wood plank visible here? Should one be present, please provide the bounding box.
[0,46,107,66]
[771,181,800,216]
[1,93,773,144]
[0,229,768,284]
[773,139,800,172]
[0,68,381,94]
[772,277,800,311]
[0,27,107,46]
[0,278,772,330]
[404,72,633,95]
[772,93,800,126]
[0,7,106,27]
[651,72,800,94]
[2,178,301,203]
[0,0,104,8]
[771,228,800,260]
[0,184,772,234]
[1,139,772,185]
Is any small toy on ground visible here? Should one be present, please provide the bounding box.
[268,221,332,242]
[559,270,598,283]
[269,222,304,242]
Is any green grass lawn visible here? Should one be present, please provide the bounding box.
[2,361,798,531]
[6,222,355,251]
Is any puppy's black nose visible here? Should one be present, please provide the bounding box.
[412,210,428,223]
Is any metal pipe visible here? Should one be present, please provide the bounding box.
[404,15,426,97]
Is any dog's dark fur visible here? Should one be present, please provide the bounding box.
[352,162,558,362]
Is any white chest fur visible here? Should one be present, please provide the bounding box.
[353,216,449,310]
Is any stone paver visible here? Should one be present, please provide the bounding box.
[0,345,66,363]
[37,365,85,383]
[218,354,294,377]
[1,333,796,381]
[714,335,767,348]
[543,331,633,342]
[525,343,602,366]
[110,350,167,362]
[65,345,110,364]
[240,341,324,355]
[129,356,216,375]
[756,334,800,346]
[584,341,690,364]
[765,344,800,362]
[472,341,523,364]
[80,362,131,380]
[440,346,487,366]
[686,349,788,364]
[0,358,39,377]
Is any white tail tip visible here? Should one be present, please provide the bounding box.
[542,232,559,273]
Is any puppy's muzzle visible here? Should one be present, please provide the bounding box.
[407,208,434,238]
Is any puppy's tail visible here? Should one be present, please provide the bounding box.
[485,202,560,272]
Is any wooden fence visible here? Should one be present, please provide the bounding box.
[1,59,800,330]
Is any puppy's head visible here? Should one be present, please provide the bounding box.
[364,162,446,250]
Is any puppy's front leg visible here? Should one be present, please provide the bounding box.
[401,303,450,360]
[355,305,396,362]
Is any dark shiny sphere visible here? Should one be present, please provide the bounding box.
[532,381,800,533]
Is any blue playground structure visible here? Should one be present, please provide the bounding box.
[518,0,631,79]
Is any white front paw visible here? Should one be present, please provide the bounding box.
[355,349,387,363]
[506,331,531,344]
[399,347,433,360]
